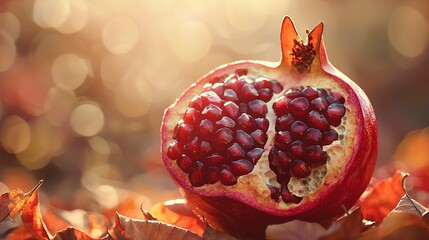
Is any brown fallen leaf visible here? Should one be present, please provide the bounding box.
[52,227,109,240]
[319,207,363,240]
[358,171,407,223]
[0,180,43,222]
[391,194,427,216]
[20,181,49,239]
[4,225,45,240]
[202,223,238,240]
[266,219,331,240]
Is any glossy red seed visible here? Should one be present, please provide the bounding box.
[246,148,263,164]
[250,129,268,146]
[305,145,325,164]
[272,97,289,116]
[205,153,226,166]
[318,89,328,97]
[285,88,302,99]
[302,86,318,100]
[224,75,239,91]
[200,141,212,156]
[248,100,268,117]
[234,68,248,76]
[237,113,256,131]
[216,116,235,128]
[275,114,294,131]
[290,159,311,178]
[202,104,222,120]
[236,130,254,150]
[310,97,328,112]
[307,110,330,132]
[227,143,246,160]
[189,95,203,110]
[219,168,237,186]
[290,121,308,138]
[271,80,283,94]
[223,101,240,119]
[223,89,239,102]
[255,118,269,132]
[254,78,272,89]
[322,129,339,145]
[302,128,322,145]
[281,185,302,203]
[167,141,182,160]
[274,131,292,148]
[203,83,212,92]
[288,97,309,117]
[289,140,305,159]
[176,123,193,142]
[238,103,248,113]
[199,119,214,136]
[200,91,222,106]
[189,161,207,187]
[177,155,194,173]
[273,149,290,170]
[326,103,346,127]
[206,167,219,184]
[211,83,224,97]
[186,136,200,159]
[182,108,200,124]
[213,128,233,149]
[258,88,273,102]
[326,92,345,104]
[239,83,259,102]
[230,159,254,176]
[268,184,281,201]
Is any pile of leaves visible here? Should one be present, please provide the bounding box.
[1,170,429,240]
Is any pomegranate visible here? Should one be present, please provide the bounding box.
[161,17,377,239]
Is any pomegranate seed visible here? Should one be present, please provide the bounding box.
[177,155,193,173]
[272,97,289,116]
[289,140,305,159]
[236,130,255,150]
[205,153,226,166]
[248,100,268,117]
[288,97,309,117]
[182,108,200,124]
[234,68,248,76]
[281,185,302,203]
[213,128,233,150]
[199,119,214,136]
[189,95,203,110]
[239,83,259,101]
[250,129,268,146]
[254,78,272,89]
[322,129,339,145]
[216,116,235,128]
[230,159,254,176]
[238,103,248,113]
[189,161,207,187]
[200,91,222,106]
[275,114,295,131]
[302,86,318,100]
[267,184,281,201]
[186,136,200,159]
[258,88,273,102]
[223,89,238,102]
[202,104,223,120]
[274,131,292,148]
[273,149,290,170]
[310,97,328,112]
[271,80,283,94]
[224,75,239,91]
[326,92,345,104]
[302,128,322,145]
[227,143,246,160]
[318,88,328,97]
[206,167,219,184]
[326,103,346,127]
[237,113,256,131]
[176,122,193,142]
[285,88,302,99]
[246,148,263,164]
[305,145,325,164]
[167,141,182,160]
[290,159,311,178]
[290,121,308,139]
[211,83,224,97]
[200,141,212,156]
[255,118,269,132]
[219,168,237,186]
[203,83,212,92]
[223,101,240,119]
[276,173,291,184]
[307,110,330,132]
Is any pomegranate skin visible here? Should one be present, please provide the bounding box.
[161,17,377,239]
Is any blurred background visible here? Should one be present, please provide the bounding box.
[0,0,428,211]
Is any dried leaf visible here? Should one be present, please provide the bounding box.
[4,225,45,240]
[319,208,363,240]
[0,180,43,222]
[111,213,204,240]
[52,227,109,240]
[358,171,407,223]
[149,199,205,236]
[266,219,330,240]
[392,194,427,216]
[202,224,238,240]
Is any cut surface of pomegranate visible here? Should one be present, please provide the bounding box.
[161,16,377,239]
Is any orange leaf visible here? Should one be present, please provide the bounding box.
[358,171,407,223]
[149,199,205,236]
[0,180,43,222]
[4,225,45,240]
[52,227,109,240]
[20,181,49,239]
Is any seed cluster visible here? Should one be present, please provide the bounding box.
[167,72,283,187]
[268,86,346,203]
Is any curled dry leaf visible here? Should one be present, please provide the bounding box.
[202,223,238,240]
[358,171,407,223]
[149,199,205,236]
[52,227,108,240]
[319,208,363,240]
[266,219,330,240]
[392,194,427,216]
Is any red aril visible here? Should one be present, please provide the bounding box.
[161,16,377,239]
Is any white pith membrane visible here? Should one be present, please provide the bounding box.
[164,66,356,210]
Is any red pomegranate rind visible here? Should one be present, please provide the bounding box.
[161,16,377,239]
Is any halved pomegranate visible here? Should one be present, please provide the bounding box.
[161,17,377,239]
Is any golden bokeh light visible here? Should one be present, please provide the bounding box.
[88,136,111,156]
[57,0,88,34]
[102,16,139,54]
[226,0,269,33]
[44,87,77,126]
[0,12,20,40]
[0,115,31,154]
[52,53,90,90]
[70,102,105,137]
[0,29,16,72]
[33,0,71,29]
